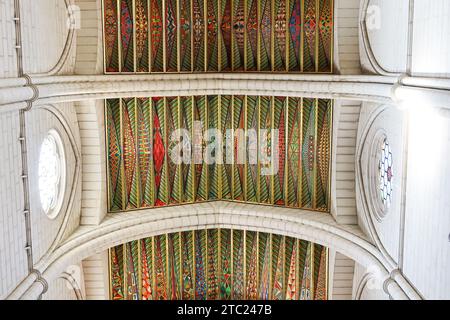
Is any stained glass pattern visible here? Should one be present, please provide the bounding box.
[110,229,328,300]
[106,96,332,212]
[379,138,393,206]
[102,0,333,73]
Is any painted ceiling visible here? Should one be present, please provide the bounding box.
[110,229,328,300]
[106,96,332,212]
[103,0,334,73]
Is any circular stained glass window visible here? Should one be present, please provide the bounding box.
[38,129,66,219]
[379,138,393,206]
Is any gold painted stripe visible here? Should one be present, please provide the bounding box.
[148,0,151,72]
[243,230,247,299]
[231,0,235,70]
[243,95,248,201]
[327,101,333,211]
[256,232,259,295]
[282,236,286,299]
[218,229,222,298]
[231,96,235,199]
[152,237,155,300]
[119,99,126,210]
[256,97,261,203]
[164,97,169,204]
[298,98,303,208]
[149,98,155,206]
[315,0,319,72]
[190,0,194,72]
[218,0,222,72]
[295,239,300,300]
[178,96,182,203]
[270,96,275,204]
[325,247,329,299]
[101,0,106,73]
[104,100,111,211]
[179,232,182,298]
[310,243,315,299]
[123,244,128,299]
[243,0,248,71]
[313,98,318,209]
[300,0,304,72]
[135,98,140,208]
[271,0,275,71]
[108,248,113,299]
[330,0,334,73]
[204,0,208,71]
[192,231,196,298]
[218,95,223,198]
[205,95,209,200]
[204,230,208,300]
[165,234,170,298]
[138,239,142,299]
[230,229,234,299]
[268,233,272,299]
[286,0,290,72]
[257,0,261,71]
[177,0,181,72]
[133,0,137,72]
[162,0,167,72]
[117,0,122,73]
[284,97,289,205]
[191,96,195,201]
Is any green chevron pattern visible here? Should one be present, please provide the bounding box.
[110,229,328,300]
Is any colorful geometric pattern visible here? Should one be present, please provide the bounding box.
[102,0,334,72]
[106,96,332,212]
[109,229,328,300]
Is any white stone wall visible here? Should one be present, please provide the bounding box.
[411,0,450,77]
[25,103,82,265]
[329,251,355,300]
[0,0,18,77]
[352,262,389,300]
[362,0,409,74]
[402,106,450,299]
[75,99,107,225]
[20,0,75,74]
[360,0,450,77]
[43,272,81,300]
[0,110,28,299]
[331,100,361,225]
[74,0,103,74]
[335,0,362,74]
[0,102,83,299]
[356,102,406,264]
[82,252,108,300]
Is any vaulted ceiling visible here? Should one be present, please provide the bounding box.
[103,1,335,212]
[110,229,328,300]
[103,0,334,73]
[106,96,332,212]
[103,0,335,302]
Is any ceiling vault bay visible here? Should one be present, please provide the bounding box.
[110,229,328,300]
[106,96,332,212]
[102,0,334,73]
[103,0,334,302]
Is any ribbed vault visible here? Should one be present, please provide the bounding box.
[110,229,328,300]
[102,0,334,73]
[106,95,333,213]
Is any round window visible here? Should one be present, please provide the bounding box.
[378,138,393,207]
[38,129,66,219]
